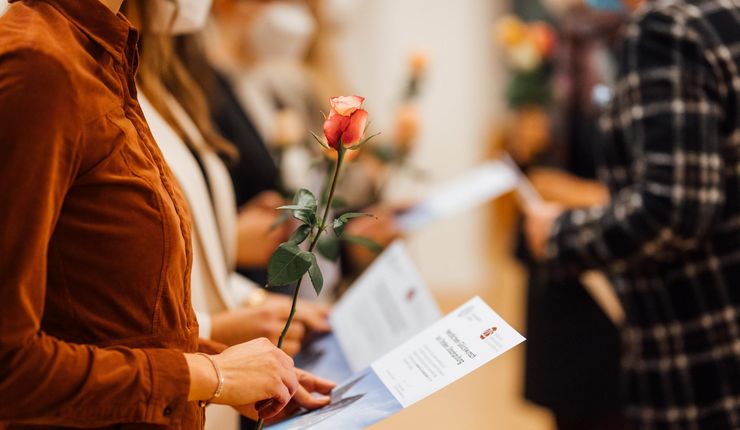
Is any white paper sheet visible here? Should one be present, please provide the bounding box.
[270,297,524,430]
[395,160,519,232]
[372,296,525,407]
[500,153,544,209]
[330,241,443,372]
[295,242,440,382]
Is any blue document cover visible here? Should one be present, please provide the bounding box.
[268,368,402,430]
[294,333,354,383]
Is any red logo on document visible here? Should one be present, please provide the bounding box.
[480,327,498,340]
[405,289,416,302]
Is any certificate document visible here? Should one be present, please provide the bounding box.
[270,297,525,430]
[331,241,442,372]
[296,242,442,382]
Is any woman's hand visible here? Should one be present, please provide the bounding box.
[186,338,300,418]
[242,369,336,422]
[523,202,563,260]
[528,168,608,208]
[236,191,292,268]
[263,293,331,334]
[210,308,306,356]
[506,107,551,165]
[210,293,330,355]
[344,206,402,273]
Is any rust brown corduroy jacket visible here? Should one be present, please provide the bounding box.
[0,0,212,428]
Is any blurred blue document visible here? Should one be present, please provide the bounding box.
[395,160,518,232]
[269,297,525,430]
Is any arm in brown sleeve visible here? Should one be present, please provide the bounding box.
[0,49,191,427]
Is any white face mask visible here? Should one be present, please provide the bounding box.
[249,2,316,62]
[149,0,213,35]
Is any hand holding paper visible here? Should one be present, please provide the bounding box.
[270,297,525,430]
[508,155,625,325]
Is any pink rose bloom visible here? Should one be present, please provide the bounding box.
[323,96,369,149]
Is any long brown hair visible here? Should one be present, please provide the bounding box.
[123,0,238,161]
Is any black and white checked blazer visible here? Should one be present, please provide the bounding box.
[547,1,740,429]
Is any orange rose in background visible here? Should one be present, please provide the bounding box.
[323,96,369,149]
[404,50,428,101]
[409,51,429,78]
[529,22,556,58]
[493,16,557,72]
[394,104,419,152]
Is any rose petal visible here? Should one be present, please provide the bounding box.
[341,109,368,147]
[529,22,556,58]
[330,96,365,116]
[409,51,428,76]
[323,109,350,149]
[394,104,419,148]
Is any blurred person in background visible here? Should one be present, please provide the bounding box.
[0,0,334,428]
[180,0,401,299]
[120,1,334,429]
[525,0,740,428]
[203,0,376,207]
[494,5,630,429]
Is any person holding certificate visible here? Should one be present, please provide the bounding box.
[525,0,740,428]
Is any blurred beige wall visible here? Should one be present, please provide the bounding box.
[331,0,508,292]
[332,4,556,428]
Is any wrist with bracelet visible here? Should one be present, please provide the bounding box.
[196,353,224,407]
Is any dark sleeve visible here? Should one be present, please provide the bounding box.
[0,49,191,427]
[210,73,280,207]
[547,9,724,275]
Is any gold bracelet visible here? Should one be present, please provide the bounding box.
[243,288,268,308]
[196,353,224,408]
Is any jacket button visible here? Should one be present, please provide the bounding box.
[163,406,173,416]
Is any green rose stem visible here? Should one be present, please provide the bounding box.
[255,145,345,430]
[277,147,343,348]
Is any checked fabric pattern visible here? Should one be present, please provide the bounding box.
[547,1,740,429]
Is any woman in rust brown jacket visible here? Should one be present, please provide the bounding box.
[0,0,333,428]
